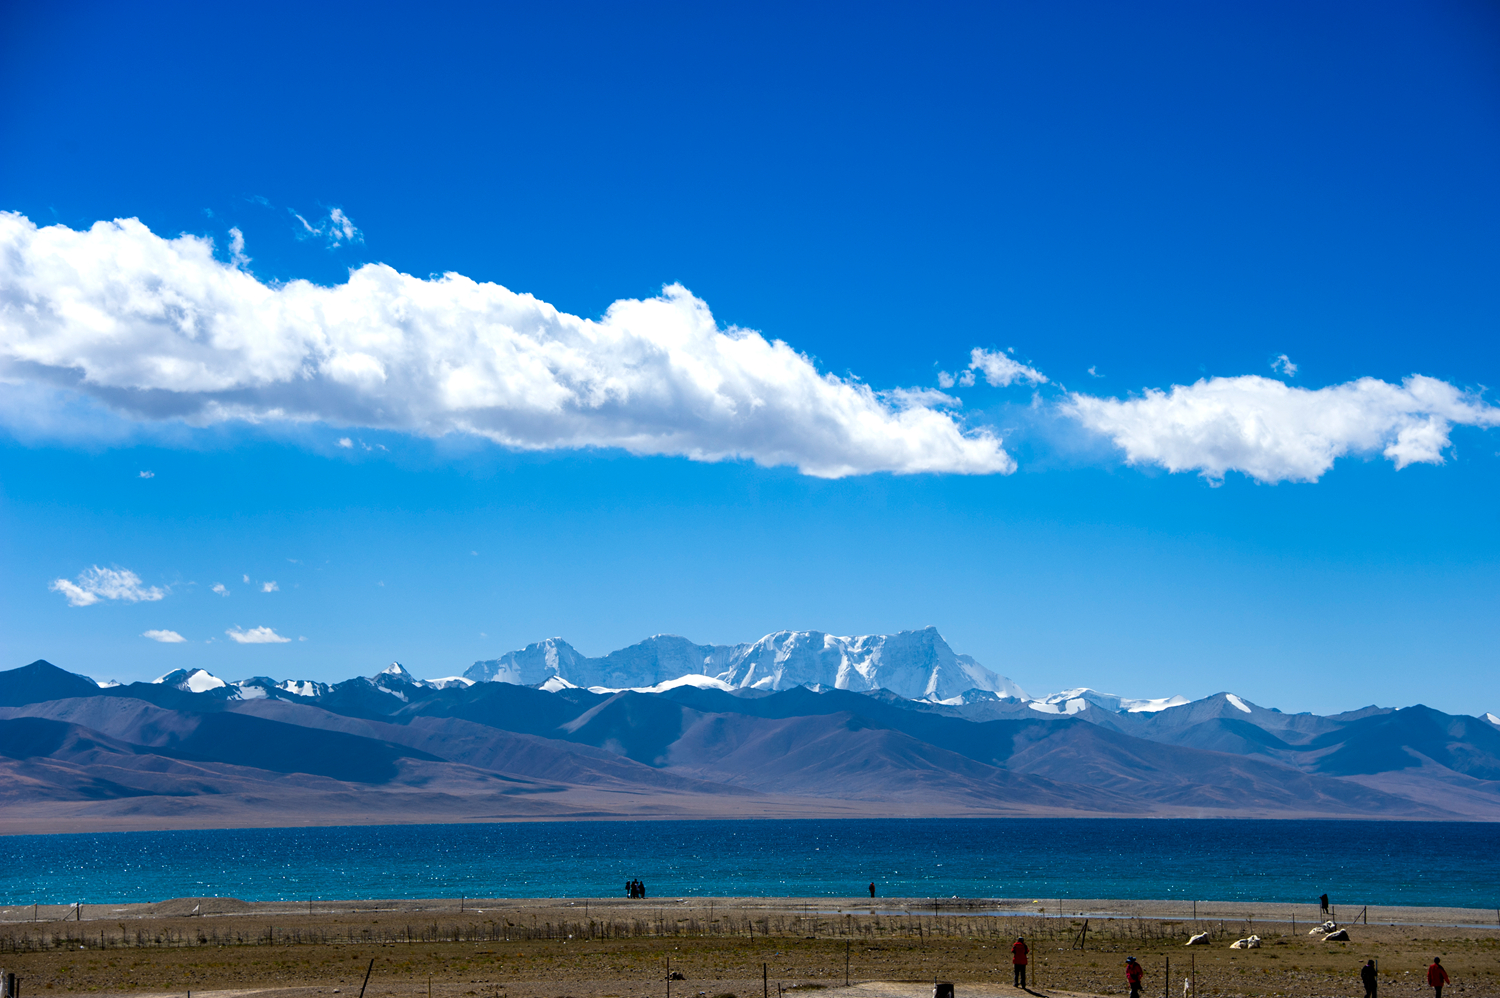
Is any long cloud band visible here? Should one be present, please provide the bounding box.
[2,212,1496,483]
[0,213,1011,478]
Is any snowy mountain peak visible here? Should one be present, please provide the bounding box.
[1485,712,1500,727]
[1029,687,1189,715]
[276,678,330,698]
[466,626,1027,702]
[375,662,413,680]
[153,668,228,694]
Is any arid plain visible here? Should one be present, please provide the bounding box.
[0,897,1494,998]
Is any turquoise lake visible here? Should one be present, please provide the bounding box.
[4,819,1496,908]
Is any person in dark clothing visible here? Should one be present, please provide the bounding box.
[868,883,876,898]
[1320,893,1330,916]
[1125,956,1144,998]
[638,880,646,899]
[1361,959,1377,997]
[1427,957,1449,998]
[1010,936,1028,988]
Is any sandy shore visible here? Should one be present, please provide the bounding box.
[3,895,1494,929]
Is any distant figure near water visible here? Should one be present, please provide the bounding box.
[1010,936,1028,988]
[868,882,875,898]
[625,878,647,898]
[1361,959,1377,998]
[1319,893,1330,916]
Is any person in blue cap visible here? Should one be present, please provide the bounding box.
[1125,956,1144,998]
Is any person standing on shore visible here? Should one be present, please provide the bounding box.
[1360,959,1377,997]
[1010,936,1028,988]
[868,883,875,898]
[1319,894,1330,916]
[1427,957,1449,998]
[1125,956,1144,998]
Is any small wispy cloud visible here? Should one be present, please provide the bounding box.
[226,625,291,644]
[968,348,1048,388]
[50,566,165,607]
[227,226,250,269]
[242,574,250,583]
[937,349,1041,392]
[211,583,229,596]
[337,437,354,449]
[142,629,186,643]
[292,207,363,248]
[1087,366,1103,378]
[138,470,154,478]
[1271,354,1298,377]
[261,581,279,592]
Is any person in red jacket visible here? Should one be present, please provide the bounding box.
[1010,936,1028,988]
[1125,956,1144,998]
[1427,957,1449,998]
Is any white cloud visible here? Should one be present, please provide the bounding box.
[211,583,229,596]
[226,625,291,644]
[142,629,186,643]
[968,348,1048,388]
[49,566,166,607]
[1271,354,1298,377]
[292,208,363,247]
[242,574,250,583]
[0,213,1012,478]
[138,470,154,478]
[261,581,279,592]
[227,226,250,269]
[1066,374,1500,483]
[337,437,353,448]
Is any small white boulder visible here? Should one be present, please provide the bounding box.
[1229,934,1261,949]
[1185,932,1211,946]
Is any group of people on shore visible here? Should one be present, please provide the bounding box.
[1009,936,1144,996]
[624,878,647,898]
[1008,935,1451,997]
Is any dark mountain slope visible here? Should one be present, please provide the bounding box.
[0,661,103,707]
[1309,705,1500,779]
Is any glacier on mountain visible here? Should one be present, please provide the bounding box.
[464,626,1028,701]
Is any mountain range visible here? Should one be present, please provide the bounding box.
[2,627,1498,832]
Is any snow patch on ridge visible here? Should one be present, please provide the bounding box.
[1226,693,1253,713]
[1029,687,1189,715]
[154,668,227,693]
[587,674,740,695]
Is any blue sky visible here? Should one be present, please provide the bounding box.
[1,0,1497,715]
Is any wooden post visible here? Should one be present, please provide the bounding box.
[763,962,767,998]
[1164,955,1169,998]
[357,959,374,998]
[845,939,850,985]
[666,957,670,998]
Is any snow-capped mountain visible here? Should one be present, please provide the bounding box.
[153,668,228,694]
[466,626,1028,701]
[1027,687,1191,715]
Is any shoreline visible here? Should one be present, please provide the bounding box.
[3,895,1496,930]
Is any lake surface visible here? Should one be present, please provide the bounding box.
[3,819,1497,908]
